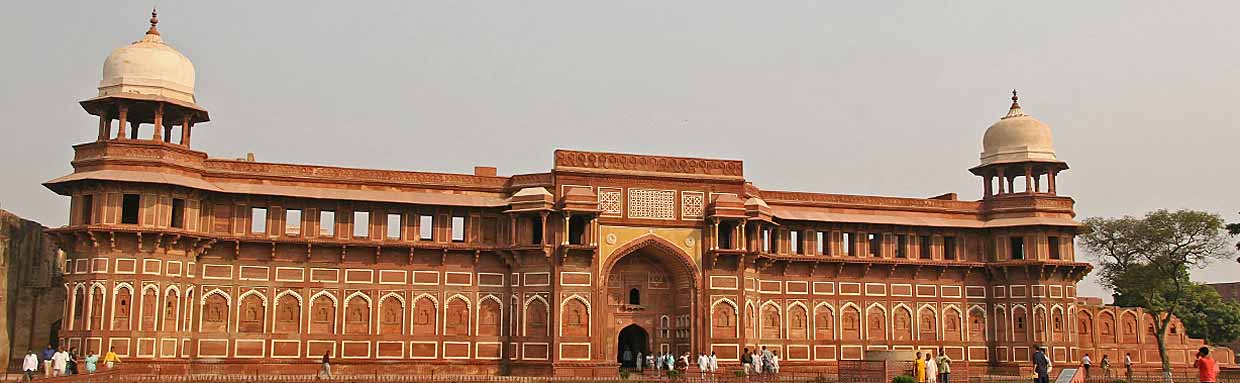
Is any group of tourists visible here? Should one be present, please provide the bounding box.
[622,349,682,374]
[913,350,952,383]
[20,345,121,381]
[623,347,781,378]
[1037,346,1219,383]
[740,346,780,376]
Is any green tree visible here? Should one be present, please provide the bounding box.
[1080,209,1233,382]
[1228,212,1240,260]
[1176,284,1240,346]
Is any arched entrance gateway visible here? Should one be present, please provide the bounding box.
[617,324,648,367]
[601,235,699,366]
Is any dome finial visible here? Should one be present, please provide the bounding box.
[1003,89,1025,119]
[147,6,160,36]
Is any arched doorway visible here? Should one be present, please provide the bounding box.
[617,324,649,368]
[602,235,699,363]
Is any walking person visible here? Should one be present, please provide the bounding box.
[85,352,100,374]
[1100,355,1111,379]
[52,347,69,377]
[770,350,780,375]
[925,352,938,383]
[1194,347,1219,383]
[103,347,122,369]
[1082,353,1092,379]
[317,351,332,380]
[937,350,952,383]
[758,347,768,371]
[23,350,39,382]
[915,352,926,383]
[741,348,753,376]
[645,353,654,374]
[67,347,79,375]
[41,344,54,377]
[1033,347,1051,383]
[748,347,758,374]
[697,352,709,379]
[1124,353,1133,383]
[636,351,644,372]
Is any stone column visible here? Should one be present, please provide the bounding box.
[97,113,110,142]
[562,213,570,246]
[712,218,720,251]
[983,175,993,198]
[538,212,548,247]
[152,103,164,142]
[116,105,129,140]
[996,168,1007,194]
[1024,165,1033,194]
[130,122,141,140]
[181,116,193,147]
[1048,170,1058,195]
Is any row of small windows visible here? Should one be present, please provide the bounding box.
[758,228,959,260]
[91,193,466,242]
[249,207,465,242]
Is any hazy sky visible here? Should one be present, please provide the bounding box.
[3,1,1238,300]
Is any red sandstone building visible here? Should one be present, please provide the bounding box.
[44,12,1228,376]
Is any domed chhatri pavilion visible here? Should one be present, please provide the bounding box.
[43,11,1226,377]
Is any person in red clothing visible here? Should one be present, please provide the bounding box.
[1194,346,1219,383]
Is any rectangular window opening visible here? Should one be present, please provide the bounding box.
[762,229,771,253]
[81,195,94,225]
[285,209,302,236]
[319,210,336,237]
[816,231,825,255]
[250,207,267,234]
[1048,236,1060,260]
[843,232,854,256]
[353,211,370,238]
[121,194,140,224]
[790,231,800,254]
[896,235,908,258]
[718,222,735,250]
[419,215,434,240]
[568,215,588,245]
[1010,236,1025,260]
[867,233,879,257]
[170,198,185,229]
[386,213,402,240]
[451,216,466,242]
[944,236,958,260]
[919,235,932,259]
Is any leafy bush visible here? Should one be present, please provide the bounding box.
[734,369,747,377]
[892,375,917,383]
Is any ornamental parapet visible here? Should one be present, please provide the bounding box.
[760,190,983,213]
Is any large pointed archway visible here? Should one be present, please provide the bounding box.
[601,235,699,363]
[617,324,649,368]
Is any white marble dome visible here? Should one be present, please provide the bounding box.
[98,12,197,104]
[979,95,1057,166]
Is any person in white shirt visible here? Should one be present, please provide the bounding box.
[770,350,780,374]
[748,349,758,374]
[52,348,69,377]
[23,350,39,381]
[636,351,644,372]
[709,351,719,373]
[697,353,709,378]
[925,352,938,383]
[1081,353,1093,379]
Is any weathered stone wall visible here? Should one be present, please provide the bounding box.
[0,209,64,371]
